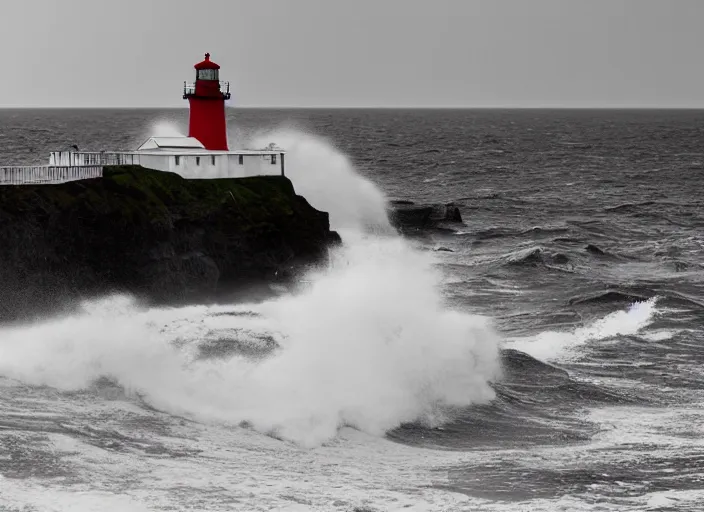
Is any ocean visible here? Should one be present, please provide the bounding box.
[0,108,703,511]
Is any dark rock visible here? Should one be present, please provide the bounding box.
[0,166,340,321]
[387,200,463,232]
[434,247,454,252]
[445,204,463,222]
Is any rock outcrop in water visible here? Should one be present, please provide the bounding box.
[387,199,463,232]
[0,165,340,320]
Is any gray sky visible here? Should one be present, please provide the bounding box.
[2,0,703,108]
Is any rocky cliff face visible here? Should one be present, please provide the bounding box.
[0,166,340,321]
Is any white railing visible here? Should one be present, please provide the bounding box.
[0,166,103,186]
[49,151,141,167]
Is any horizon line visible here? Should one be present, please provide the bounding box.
[3,105,704,111]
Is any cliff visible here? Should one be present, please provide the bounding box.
[0,166,340,320]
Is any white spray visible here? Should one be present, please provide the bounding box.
[250,129,393,233]
[150,120,187,138]
[0,131,502,447]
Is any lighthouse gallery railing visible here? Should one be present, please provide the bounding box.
[183,81,231,97]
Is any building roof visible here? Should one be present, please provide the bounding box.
[194,53,220,71]
[137,137,206,151]
[137,149,285,156]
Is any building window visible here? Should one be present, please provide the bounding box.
[175,156,180,166]
[197,69,219,81]
[271,154,277,165]
[211,155,216,165]
[238,155,244,165]
[196,157,200,166]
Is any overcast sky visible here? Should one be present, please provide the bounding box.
[1,0,703,108]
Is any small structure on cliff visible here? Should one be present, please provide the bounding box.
[1,53,285,185]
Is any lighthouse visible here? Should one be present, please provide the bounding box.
[183,53,231,151]
[38,53,286,184]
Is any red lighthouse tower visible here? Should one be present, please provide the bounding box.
[183,53,231,151]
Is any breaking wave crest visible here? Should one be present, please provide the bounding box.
[506,298,660,362]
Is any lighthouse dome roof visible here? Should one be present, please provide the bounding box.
[194,53,220,70]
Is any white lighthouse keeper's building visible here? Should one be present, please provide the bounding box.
[134,138,285,179]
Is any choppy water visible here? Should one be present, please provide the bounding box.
[1,108,704,511]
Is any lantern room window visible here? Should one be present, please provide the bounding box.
[198,69,219,81]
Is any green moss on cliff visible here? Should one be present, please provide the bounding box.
[0,166,297,223]
[104,166,297,219]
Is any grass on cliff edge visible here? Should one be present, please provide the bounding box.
[103,165,299,218]
[0,166,306,227]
